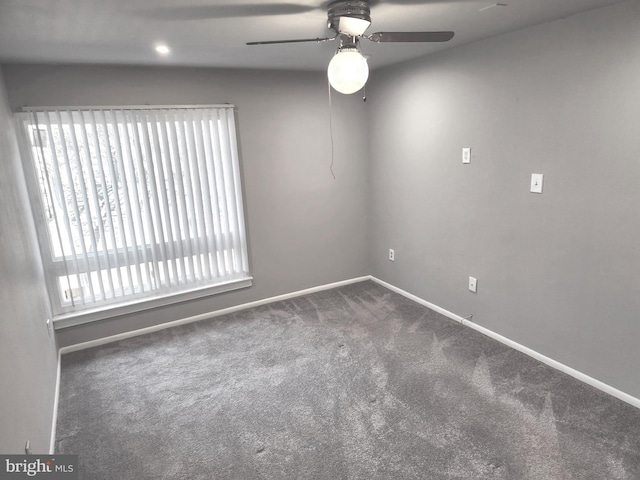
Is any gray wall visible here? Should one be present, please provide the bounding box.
[368,1,640,399]
[0,67,58,453]
[2,65,370,347]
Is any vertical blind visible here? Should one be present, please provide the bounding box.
[17,106,250,316]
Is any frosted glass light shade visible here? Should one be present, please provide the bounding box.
[327,49,369,95]
[338,17,371,36]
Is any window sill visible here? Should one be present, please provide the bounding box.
[53,276,253,329]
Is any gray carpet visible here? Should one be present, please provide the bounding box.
[56,281,640,479]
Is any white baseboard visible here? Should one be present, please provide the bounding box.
[370,277,471,324]
[49,350,61,454]
[59,276,371,355]
[370,276,640,410]
[57,274,640,410]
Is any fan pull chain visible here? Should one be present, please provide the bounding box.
[327,79,336,180]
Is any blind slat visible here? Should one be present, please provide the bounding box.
[222,109,244,274]
[76,111,110,300]
[99,110,135,297]
[54,111,88,306]
[66,111,98,303]
[149,112,179,285]
[113,110,145,292]
[127,110,160,290]
[139,111,171,286]
[158,111,187,285]
[185,113,211,280]
[212,109,235,274]
[203,111,224,276]
[89,110,122,297]
[226,110,250,273]
[194,110,219,278]
[175,112,201,281]
[33,112,77,305]
[167,111,195,283]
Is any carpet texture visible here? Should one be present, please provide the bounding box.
[56,281,640,479]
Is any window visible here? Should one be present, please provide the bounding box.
[17,105,251,324]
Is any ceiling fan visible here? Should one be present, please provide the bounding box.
[247,0,454,94]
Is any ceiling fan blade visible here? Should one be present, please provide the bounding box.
[367,31,454,43]
[247,36,337,46]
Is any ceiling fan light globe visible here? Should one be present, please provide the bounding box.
[327,50,369,95]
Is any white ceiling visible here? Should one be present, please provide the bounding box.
[0,0,627,72]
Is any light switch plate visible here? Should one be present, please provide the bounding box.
[530,173,544,193]
[469,276,477,293]
[462,147,471,164]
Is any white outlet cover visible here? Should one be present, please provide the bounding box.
[469,276,477,293]
[530,173,544,193]
[462,147,471,164]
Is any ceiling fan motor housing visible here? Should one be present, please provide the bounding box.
[246,0,453,47]
[328,0,372,33]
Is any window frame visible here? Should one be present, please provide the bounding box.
[16,104,252,328]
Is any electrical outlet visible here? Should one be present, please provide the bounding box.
[46,318,52,337]
[25,440,31,455]
[388,249,395,262]
[468,276,477,293]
